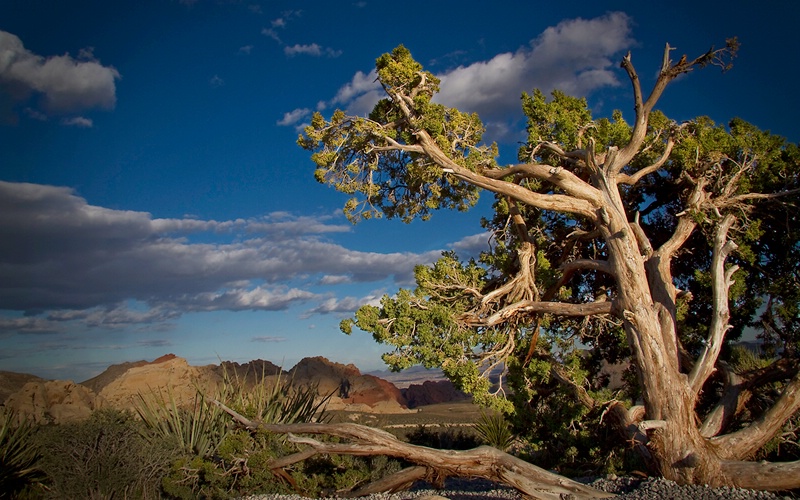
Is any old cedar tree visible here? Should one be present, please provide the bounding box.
[299,42,800,489]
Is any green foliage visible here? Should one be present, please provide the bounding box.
[149,368,335,498]
[404,424,481,450]
[136,390,230,458]
[474,411,515,451]
[520,89,593,163]
[160,428,289,499]
[299,45,495,223]
[0,410,45,499]
[33,408,178,499]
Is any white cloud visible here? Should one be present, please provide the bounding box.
[436,12,633,128]
[0,30,120,117]
[301,12,633,141]
[61,116,93,127]
[449,231,493,257]
[302,291,383,317]
[308,69,381,118]
[277,107,310,126]
[0,181,441,333]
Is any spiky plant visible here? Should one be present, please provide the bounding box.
[220,363,333,424]
[0,410,45,498]
[135,389,230,458]
[474,411,516,451]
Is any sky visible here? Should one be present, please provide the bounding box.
[1,0,798,382]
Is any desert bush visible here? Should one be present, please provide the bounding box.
[291,452,403,497]
[33,408,178,499]
[0,409,45,499]
[155,368,341,498]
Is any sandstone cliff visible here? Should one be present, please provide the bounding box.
[97,354,221,410]
[2,354,469,423]
[4,379,105,424]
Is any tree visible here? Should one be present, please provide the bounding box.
[299,42,800,490]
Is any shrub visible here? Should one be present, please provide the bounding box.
[151,368,339,498]
[405,424,481,450]
[0,409,45,499]
[33,408,178,499]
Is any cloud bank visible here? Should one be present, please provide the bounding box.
[279,12,634,139]
[0,181,444,334]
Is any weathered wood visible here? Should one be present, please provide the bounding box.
[211,399,615,499]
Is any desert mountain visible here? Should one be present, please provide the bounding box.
[96,354,222,410]
[288,356,409,413]
[2,354,467,423]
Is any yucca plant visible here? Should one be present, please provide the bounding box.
[0,409,45,498]
[221,364,333,425]
[474,411,516,452]
[135,388,230,458]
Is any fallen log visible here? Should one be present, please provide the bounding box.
[211,398,614,499]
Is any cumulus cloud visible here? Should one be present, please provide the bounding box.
[0,30,120,120]
[435,12,633,121]
[293,12,633,140]
[302,291,383,317]
[449,231,493,258]
[0,181,440,334]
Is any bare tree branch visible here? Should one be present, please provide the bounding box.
[712,370,800,459]
[689,214,738,395]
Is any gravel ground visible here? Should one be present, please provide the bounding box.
[237,476,796,500]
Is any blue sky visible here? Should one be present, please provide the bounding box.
[1,0,798,382]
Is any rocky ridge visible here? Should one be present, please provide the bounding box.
[1,354,466,423]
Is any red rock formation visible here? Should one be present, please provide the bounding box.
[289,356,409,412]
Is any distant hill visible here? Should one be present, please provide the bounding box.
[367,365,447,389]
[1,354,464,423]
